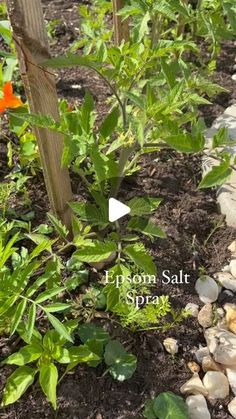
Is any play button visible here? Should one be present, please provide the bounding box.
[109,198,131,222]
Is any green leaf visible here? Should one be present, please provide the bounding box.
[46,313,74,343]
[164,133,205,153]
[143,400,157,419]
[128,197,162,216]
[104,340,137,382]
[100,107,119,138]
[70,202,108,227]
[47,213,69,240]
[39,363,58,410]
[10,299,27,336]
[2,366,36,406]
[153,392,189,419]
[125,92,145,110]
[128,218,166,238]
[74,241,117,263]
[35,287,65,304]
[78,323,110,344]
[42,53,102,70]
[199,161,232,188]
[123,244,156,275]
[90,144,107,184]
[44,302,71,313]
[68,345,101,364]
[5,343,43,366]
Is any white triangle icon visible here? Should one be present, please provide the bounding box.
[109,198,131,222]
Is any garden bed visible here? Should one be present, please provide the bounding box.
[1,1,236,418]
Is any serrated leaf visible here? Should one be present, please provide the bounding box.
[74,241,117,263]
[164,133,205,153]
[2,366,36,406]
[70,202,108,227]
[100,107,119,138]
[127,218,166,238]
[123,244,156,275]
[47,213,69,240]
[128,197,162,216]
[199,161,232,188]
[39,363,58,410]
[42,53,102,70]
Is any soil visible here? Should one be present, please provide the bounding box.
[1,1,236,418]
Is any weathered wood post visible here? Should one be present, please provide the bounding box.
[112,0,130,46]
[6,0,73,232]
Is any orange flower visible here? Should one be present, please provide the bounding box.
[0,81,23,113]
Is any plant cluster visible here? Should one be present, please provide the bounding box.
[0,0,235,413]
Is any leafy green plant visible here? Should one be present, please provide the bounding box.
[143,392,189,419]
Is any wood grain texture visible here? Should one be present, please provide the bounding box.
[6,0,73,232]
[112,0,129,46]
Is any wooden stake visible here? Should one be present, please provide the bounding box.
[112,0,129,46]
[6,0,73,231]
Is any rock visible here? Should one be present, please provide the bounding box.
[216,308,225,318]
[202,355,224,373]
[195,276,220,304]
[216,272,236,292]
[188,361,200,374]
[195,346,210,364]
[226,367,236,396]
[203,371,229,399]
[186,395,211,419]
[232,75,236,82]
[204,327,219,353]
[212,329,236,365]
[198,304,213,328]
[228,397,236,418]
[224,303,236,334]
[163,338,178,355]
[230,260,236,278]
[180,374,208,396]
[228,241,236,253]
[222,265,231,273]
[185,303,199,318]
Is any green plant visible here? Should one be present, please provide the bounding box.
[143,392,189,419]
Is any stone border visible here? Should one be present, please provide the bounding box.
[205,105,236,227]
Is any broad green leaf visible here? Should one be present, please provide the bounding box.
[143,400,157,419]
[199,161,232,188]
[68,345,101,364]
[29,239,53,260]
[104,340,137,382]
[2,366,36,406]
[42,53,102,70]
[125,92,145,110]
[46,313,74,343]
[5,343,43,366]
[10,299,27,336]
[153,392,189,419]
[74,241,117,263]
[39,363,58,410]
[164,133,205,153]
[100,107,119,138]
[128,197,162,216]
[90,144,107,184]
[47,213,69,240]
[128,218,166,238]
[78,323,110,344]
[35,287,65,304]
[70,202,108,227]
[123,244,156,275]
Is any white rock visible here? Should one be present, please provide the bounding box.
[212,329,236,365]
[185,303,199,318]
[228,241,236,253]
[180,374,208,396]
[186,395,211,419]
[222,265,231,273]
[216,272,236,292]
[230,260,236,278]
[226,367,236,395]
[204,327,219,353]
[228,397,236,418]
[203,371,229,399]
[202,355,224,373]
[198,304,213,328]
[163,338,178,355]
[195,276,220,304]
[195,346,210,364]
[232,74,236,82]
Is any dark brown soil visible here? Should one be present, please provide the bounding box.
[1,1,236,418]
